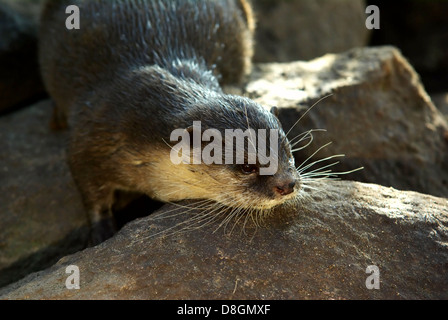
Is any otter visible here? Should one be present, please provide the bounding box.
[39,0,300,244]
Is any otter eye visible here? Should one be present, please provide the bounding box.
[241,164,258,174]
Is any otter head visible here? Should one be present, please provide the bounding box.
[152,94,300,210]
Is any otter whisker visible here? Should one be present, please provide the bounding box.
[289,128,328,149]
[185,209,224,231]
[291,131,314,152]
[217,196,247,233]
[238,203,262,233]
[243,207,255,231]
[151,196,223,222]
[297,154,345,174]
[290,131,313,150]
[296,141,333,171]
[332,167,364,175]
[147,201,229,238]
[300,161,341,176]
[289,128,327,147]
[224,206,247,235]
[152,199,216,220]
[249,206,269,230]
[289,128,313,145]
[301,164,364,178]
[310,166,364,177]
[282,93,333,144]
[299,184,322,191]
[302,174,334,181]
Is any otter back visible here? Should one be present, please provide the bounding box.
[39,0,254,118]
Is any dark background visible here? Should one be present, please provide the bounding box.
[367,0,448,94]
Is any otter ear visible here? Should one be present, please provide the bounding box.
[270,106,279,118]
[185,124,203,136]
[185,124,207,148]
[185,125,197,146]
[185,125,194,135]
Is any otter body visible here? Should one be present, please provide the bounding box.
[39,0,299,243]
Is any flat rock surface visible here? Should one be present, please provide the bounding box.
[1,180,447,299]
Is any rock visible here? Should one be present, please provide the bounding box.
[0,100,89,288]
[0,0,46,114]
[252,0,370,63]
[246,46,448,198]
[431,93,448,122]
[0,180,447,299]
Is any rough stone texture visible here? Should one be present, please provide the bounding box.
[252,0,370,63]
[432,93,448,122]
[0,100,89,288]
[0,0,45,114]
[246,46,448,199]
[0,180,447,300]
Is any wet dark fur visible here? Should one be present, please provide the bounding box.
[39,0,298,244]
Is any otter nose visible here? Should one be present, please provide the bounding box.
[274,180,296,196]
